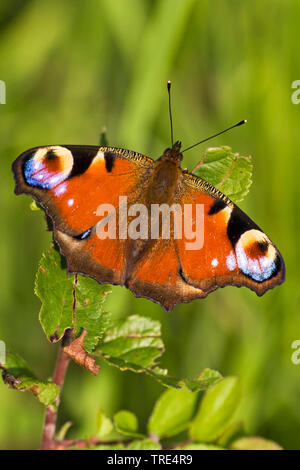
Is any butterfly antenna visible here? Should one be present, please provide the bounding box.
[182,119,247,153]
[167,80,174,147]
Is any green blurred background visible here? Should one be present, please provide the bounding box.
[0,0,299,450]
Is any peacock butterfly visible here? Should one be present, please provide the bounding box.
[12,84,285,311]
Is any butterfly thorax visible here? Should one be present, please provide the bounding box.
[143,141,183,206]
[146,159,182,206]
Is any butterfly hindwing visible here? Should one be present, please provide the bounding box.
[55,228,131,285]
[126,238,205,310]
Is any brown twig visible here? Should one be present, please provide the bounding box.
[41,329,73,450]
[40,328,192,451]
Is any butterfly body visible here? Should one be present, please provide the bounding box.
[12,142,285,311]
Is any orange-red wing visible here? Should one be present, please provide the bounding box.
[12,145,153,235]
[175,174,285,297]
[127,239,205,311]
[12,144,153,286]
[55,228,130,285]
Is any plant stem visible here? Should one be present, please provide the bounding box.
[52,437,125,450]
[41,329,73,450]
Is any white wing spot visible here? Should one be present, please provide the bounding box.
[226,251,237,271]
[53,182,67,196]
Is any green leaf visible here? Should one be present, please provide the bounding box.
[0,352,59,407]
[217,421,244,448]
[183,368,222,392]
[96,408,113,438]
[148,388,197,439]
[230,436,282,450]
[99,315,163,368]
[189,376,241,442]
[113,410,144,438]
[126,439,161,450]
[192,146,253,203]
[36,246,74,342]
[145,367,221,391]
[174,443,225,450]
[73,276,111,353]
[96,316,221,390]
[36,245,111,349]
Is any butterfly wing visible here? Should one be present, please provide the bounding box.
[174,172,285,297]
[126,171,285,311]
[13,144,154,284]
[13,145,153,233]
[126,238,205,311]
